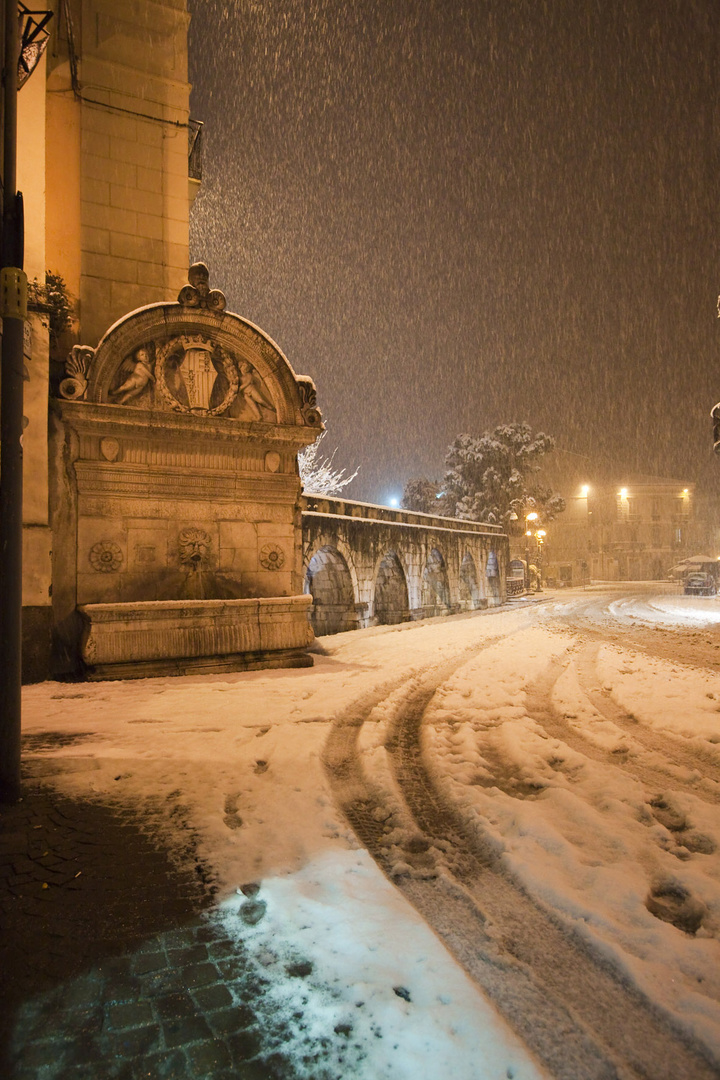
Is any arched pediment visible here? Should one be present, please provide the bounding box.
[58,264,322,432]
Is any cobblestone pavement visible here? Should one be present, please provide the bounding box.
[0,766,318,1080]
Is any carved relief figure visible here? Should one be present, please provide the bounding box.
[111,345,155,405]
[238,360,275,421]
[178,527,212,570]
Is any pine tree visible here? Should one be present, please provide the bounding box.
[441,423,565,526]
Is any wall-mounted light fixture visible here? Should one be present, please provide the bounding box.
[18,5,53,89]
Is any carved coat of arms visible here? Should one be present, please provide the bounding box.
[156,335,239,415]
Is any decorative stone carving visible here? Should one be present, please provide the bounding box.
[260,543,285,571]
[264,450,281,473]
[177,262,226,312]
[239,360,274,420]
[89,540,123,573]
[156,335,239,415]
[178,527,212,569]
[110,345,155,404]
[100,437,120,462]
[297,376,322,426]
[59,345,95,401]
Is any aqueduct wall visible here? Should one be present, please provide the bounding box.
[301,495,508,635]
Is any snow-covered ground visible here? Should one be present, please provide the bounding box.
[21,589,720,1078]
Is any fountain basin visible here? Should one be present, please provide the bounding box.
[78,595,314,680]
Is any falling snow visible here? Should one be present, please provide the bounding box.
[189,1,720,503]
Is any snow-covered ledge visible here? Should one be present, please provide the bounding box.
[78,595,314,680]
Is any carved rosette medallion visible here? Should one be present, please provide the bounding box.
[260,543,285,571]
[156,336,239,416]
[89,541,123,573]
[178,527,212,570]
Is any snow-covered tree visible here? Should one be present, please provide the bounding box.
[441,423,565,526]
[401,477,442,514]
[298,430,359,496]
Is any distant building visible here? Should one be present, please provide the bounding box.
[546,477,701,584]
[511,451,710,585]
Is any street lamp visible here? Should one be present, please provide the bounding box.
[525,512,538,592]
[536,530,546,592]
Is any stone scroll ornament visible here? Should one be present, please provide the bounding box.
[59,345,95,401]
[296,376,322,426]
[177,262,227,312]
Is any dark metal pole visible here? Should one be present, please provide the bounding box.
[0,0,27,805]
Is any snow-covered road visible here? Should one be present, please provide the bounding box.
[21,585,720,1079]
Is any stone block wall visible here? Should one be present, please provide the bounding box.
[46,0,192,346]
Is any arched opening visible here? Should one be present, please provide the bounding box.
[373,551,409,625]
[459,552,482,609]
[421,548,451,616]
[305,546,357,635]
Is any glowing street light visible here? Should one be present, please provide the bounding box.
[581,484,589,497]
[524,512,539,592]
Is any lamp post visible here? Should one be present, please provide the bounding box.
[536,529,546,593]
[525,512,538,592]
[0,0,27,804]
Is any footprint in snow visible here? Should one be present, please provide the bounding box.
[223,793,243,830]
[645,880,707,934]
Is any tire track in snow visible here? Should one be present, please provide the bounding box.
[325,644,720,1080]
[573,644,720,798]
[523,648,720,808]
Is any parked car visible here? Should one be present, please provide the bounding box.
[684,572,716,596]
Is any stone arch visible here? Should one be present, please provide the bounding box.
[373,551,410,625]
[305,545,358,635]
[79,273,321,433]
[421,547,451,616]
[459,551,482,609]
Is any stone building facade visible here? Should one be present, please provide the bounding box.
[16,0,196,678]
[539,476,700,585]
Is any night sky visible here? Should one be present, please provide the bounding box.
[189,0,720,504]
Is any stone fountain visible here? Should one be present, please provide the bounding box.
[50,264,322,679]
